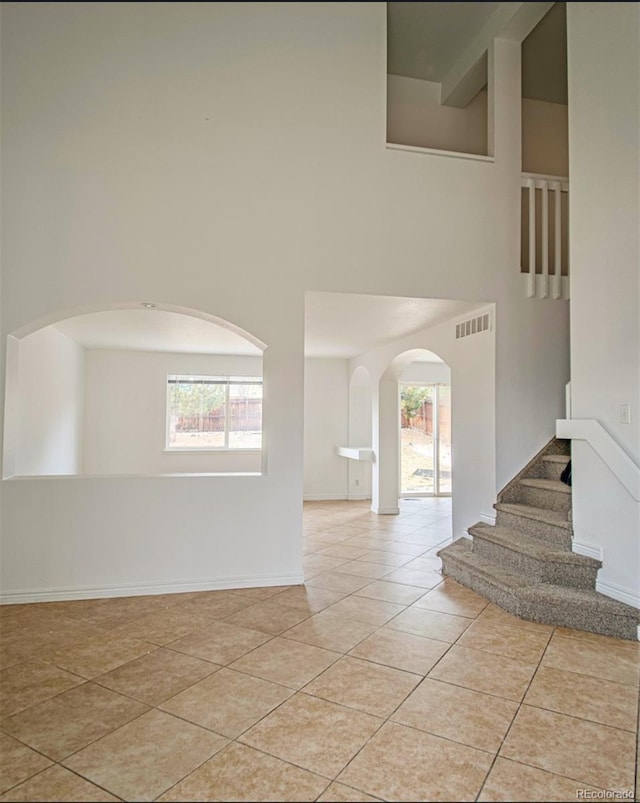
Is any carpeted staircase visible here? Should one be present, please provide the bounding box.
[438,438,640,640]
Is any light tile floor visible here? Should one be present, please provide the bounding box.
[1,498,639,802]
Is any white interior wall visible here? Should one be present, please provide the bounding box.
[566,3,640,604]
[387,76,488,156]
[303,358,349,500]
[83,349,263,475]
[1,3,570,601]
[352,309,496,538]
[400,361,451,385]
[14,327,85,476]
[521,97,568,176]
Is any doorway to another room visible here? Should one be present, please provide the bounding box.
[400,383,452,497]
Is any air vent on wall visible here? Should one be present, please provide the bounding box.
[455,313,491,340]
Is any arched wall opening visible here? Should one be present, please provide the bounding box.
[3,302,266,479]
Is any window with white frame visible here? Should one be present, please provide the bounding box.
[166,375,262,450]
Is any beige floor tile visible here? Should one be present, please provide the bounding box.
[109,607,215,644]
[554,626,640,654]
[303,656,420,718]
[333,561,392,580]
[392,677,519,753]
[240,693,382,778]
[282,612,378,653]
[349,628,450,675]
[357,550,413,568]
[0,733,52,795]
[541,634,640,686]
[386,606,473,643]
[160,667,293,737]
[44,633,155,679]
[413,579,490,617]
[381,567,443,589]
[401,554,443,572]
[63,709,227,801]
[269,585,346,614]
[456,619,552,663]
[477,603,555,634]
[303,555,350,577]
[317,545,370,560]
[500,705,636,791]
[0,764,119,802]
[306,572,371,594]
[0,659,85,719]
[524,665,638,731]
[337,720,493,801]
[354,580,425,605]
[167,620,271,665]
[428,645,537,701]
[323,596,405,627]
[229,636,339,689]
[227,585,293,601]
[94,646,219,705]
[54,595,161,629]
[316,782,382,802]
[177,591,252,619]
[478,757,606,802]
[0,682,148,760]
[157,741,328,802]
[224,599,312,635]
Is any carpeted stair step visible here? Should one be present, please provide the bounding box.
[518,584,640,641]
[542,453,571,481]
[437,539,527,616]
[469,522,600,589]
[438,540,640,640]
[516,478,572,514]
[494,502,572,549]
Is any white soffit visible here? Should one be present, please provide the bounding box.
[54,309,262,356]
[305,292,483,359]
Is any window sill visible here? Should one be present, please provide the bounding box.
[163,448,262,454]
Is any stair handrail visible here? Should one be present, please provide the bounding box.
[556,418,640,501]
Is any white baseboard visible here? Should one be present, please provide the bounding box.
[572,540,603,561]
[303,493,347,501]
[347,492,372,501]
[0,574,305,605]
[595,578,640,611]
[460,529,472,541]
[479,511,496,526]
[371,506,400,515]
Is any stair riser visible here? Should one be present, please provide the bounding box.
[439,554,521,616]
[542,461,568,482]
[517,485,571,514]
[495,509,572,549]
[517,600,638,640]
[473,538,599,590]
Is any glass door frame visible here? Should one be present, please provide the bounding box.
[398,381,451,498]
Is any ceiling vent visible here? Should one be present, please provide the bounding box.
[455,312,491,340]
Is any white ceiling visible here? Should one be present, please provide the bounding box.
[304,292,482,359]
[52,294,484,361]
[387,2,500,83]
[54,309,263,356]
[388,2,567,105]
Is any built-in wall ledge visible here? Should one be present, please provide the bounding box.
[336,447,374,461]
[556,419,640,501]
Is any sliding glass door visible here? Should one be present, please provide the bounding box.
[400,383,451,496]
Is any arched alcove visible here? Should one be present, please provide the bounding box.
[3,302,266,478]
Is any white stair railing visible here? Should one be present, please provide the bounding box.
[522,173,569,299]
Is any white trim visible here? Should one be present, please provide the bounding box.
[556,418,640,501]
[371,505,400,515]
[386,142,494,164]
[595,578,640,612]
[0,574,305,605]
[347,492,372,501]
[336,447,373,461]
[460,529,472,541]
[303,493,348,501]
[521,274,570,300]
[572,540,603,561]
[480,511,497,526]
[521,172,569,191]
